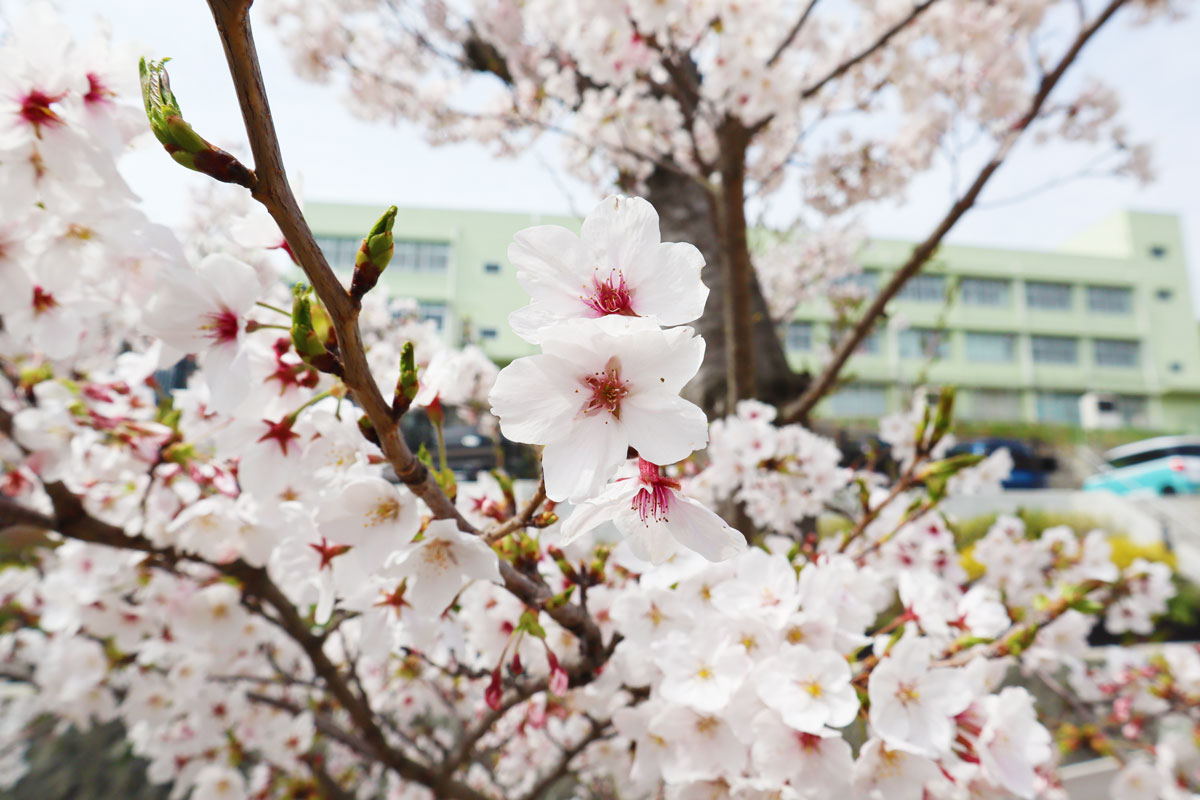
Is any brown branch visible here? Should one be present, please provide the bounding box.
[203,0,610,676]
[485,478,547,544]
[780,0,1129,424]
[519,716,610,800]
[766,0,822,68]
[799,0,940,100]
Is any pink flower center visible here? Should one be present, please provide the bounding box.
[31,285,57,315]
[584,271,636,316]
[201,307,241,344]
[84,73,115,106]
[19,89,66,133]
[582,357,629,418]
[632,458,680,523]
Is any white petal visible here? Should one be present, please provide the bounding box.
[580,196,661,276]
[621,392,708,466]
[663,495,745,562]
[626,241,708,326]
[541,414,628,502]
[508,225,590,312]
[489,354,581,444]
[202,342,250,414]
[198,253,261,314]
[616,325,705,395]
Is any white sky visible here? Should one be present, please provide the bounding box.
[40,1,1200,312]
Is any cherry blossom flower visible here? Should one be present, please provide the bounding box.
[489,316,707,502]
[560,458,744,563]
[753,643,858,733]
[506,195,708,343]
[868,635,972,757]
[387,519,503,616]
[143,254,262,413]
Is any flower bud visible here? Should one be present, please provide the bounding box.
[392,341,419,417]
[291,285,343,376]
[139,58,253,188]
[349,206,397,303]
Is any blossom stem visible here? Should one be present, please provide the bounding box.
[255,300,291,317]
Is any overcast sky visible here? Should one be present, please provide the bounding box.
[40,1,1200,311]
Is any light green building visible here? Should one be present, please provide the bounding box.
[306,203,1200,432]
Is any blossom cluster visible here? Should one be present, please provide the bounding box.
[0,5,1193,800]
[488,194,745,563]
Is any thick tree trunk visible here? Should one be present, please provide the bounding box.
[644,169,805,418]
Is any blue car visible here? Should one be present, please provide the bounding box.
[946,438,1055,489]
[1084,435,1200,496]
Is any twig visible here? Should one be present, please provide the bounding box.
[486,478,547,544]
[766,0,822,67]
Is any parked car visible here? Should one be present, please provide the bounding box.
[1084,435,1200,496]
[945,438,1056,489]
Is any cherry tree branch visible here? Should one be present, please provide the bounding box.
[780,0,1129,424]
[766,0,822,68]
[798,0,940,101]
[203,0,610,673]
[485,477,547,544]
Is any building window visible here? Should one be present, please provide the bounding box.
[1093,339,1140,368]
[896,274,946,303]
[393,240,451,272]
[418,301,447,332]
[968,389,1022,421]
[785,322,813,352]
[314,235,362,269]
[480,327,498,340]
[1025,281,1072,310]
[1031,335,1078,365]
[965,332,1015,363]
[1150,245,1168,259]
[1036,391,1082,424]
[857,329,882,355]
[827,384,887,417]
[1087,285,1132,314]
[484,262,501,274]
[833,269,879,295]
[960,278,1010,307]
[316,236,451,273]
[898,328,949,360]
[1157,288,1174,301]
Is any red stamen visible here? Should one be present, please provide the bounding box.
[201,307,240,344]
[19,89,66,133]
[631,458,680,523]
[583,271,636,316]
[31,285,57,314]
[582,357,629,418]
[83,73,115,106]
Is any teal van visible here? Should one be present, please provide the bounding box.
[1084,435,1200,496]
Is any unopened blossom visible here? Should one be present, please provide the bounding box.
[560,458,744,564]
[506,195,708,343]
[868,635,972,757]
[489,316,707,502]
[387,519,503,615]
